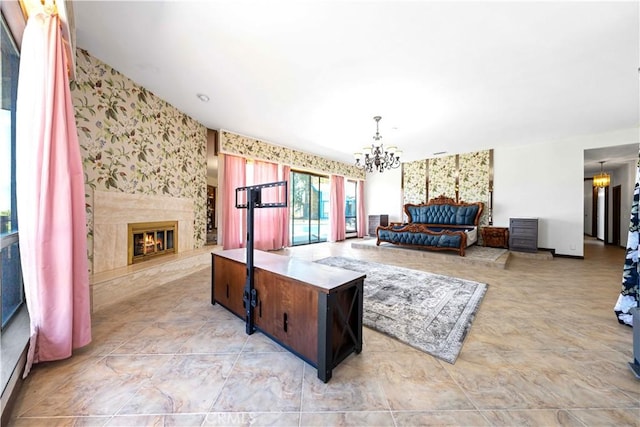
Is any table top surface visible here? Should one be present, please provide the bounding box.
[213,248,365,292]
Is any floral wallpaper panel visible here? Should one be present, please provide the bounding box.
[429,155,457,200]
[459,150,491,225]
[402,160,427,205]
[71,49,208,273]
[220,130,365,180]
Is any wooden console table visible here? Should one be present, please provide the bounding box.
[481,226,509,248]
[211,249,365,382]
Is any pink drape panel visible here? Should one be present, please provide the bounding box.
[251,161,280,250]
[222,155,246,249]
[329,175,346,242]
[357,180,366,238]
[15,12,91,376]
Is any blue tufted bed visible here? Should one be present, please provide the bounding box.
[376,196,484,256]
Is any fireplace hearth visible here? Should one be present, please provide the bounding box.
[128,221,178,264]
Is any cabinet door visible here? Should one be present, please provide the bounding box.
[254,270,319,364]
[213,256,246,318]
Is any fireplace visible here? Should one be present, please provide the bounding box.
[128,221,178,265]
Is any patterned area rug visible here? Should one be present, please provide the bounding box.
[315,256,487,364]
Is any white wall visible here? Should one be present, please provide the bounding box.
[364,127,638,257]
[364,167,403,223]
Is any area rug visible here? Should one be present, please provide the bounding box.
[315,256,487,363]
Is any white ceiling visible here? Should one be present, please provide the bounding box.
[73,1,639,171]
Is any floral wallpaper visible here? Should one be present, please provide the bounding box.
[220,130,365,180]
[402,160,427,204]
[402,150,492,226]
[71,49,208,272]
[459,150,491,226]
[429,155,457,199]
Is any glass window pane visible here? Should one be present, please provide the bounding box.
[290,171,330,245]
[2,237,24,328]
[166,230,174,249]
[1,17,20,237]
[345,180,357,233]
[1,15,24,329]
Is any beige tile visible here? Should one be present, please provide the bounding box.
[568,408,640,426]
[202,412,300,426]
[111,321,205,354]
[178,320,248,354]
[481,409,586,426]
[104,414,208,426]
[21,355,171,417]
[10,417,111,427]
[300,411,396,426]
[211,352,304,412]
[117,354,236,414]
[392,410,491,426]
[301,356,389,412]
[241,331,291,353]
[443,350,558,410]
[371,352,476,411]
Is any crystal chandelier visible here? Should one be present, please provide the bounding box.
[354,116,402,173]
[593,161,610,188]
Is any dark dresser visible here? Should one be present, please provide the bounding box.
[368,214,389,237]
[509,218,538,252]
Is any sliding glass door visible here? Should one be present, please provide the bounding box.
[290,171,330,245]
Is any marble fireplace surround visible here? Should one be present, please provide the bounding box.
[93,190,195,273]
[91,191,210,313]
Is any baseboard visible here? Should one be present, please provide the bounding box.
[539,247,584,260]
[552,253,585,260]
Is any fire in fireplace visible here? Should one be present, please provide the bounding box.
[128,221,178,264]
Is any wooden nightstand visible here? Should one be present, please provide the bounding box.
[481,226,509,248]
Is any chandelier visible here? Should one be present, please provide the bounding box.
[354,116,402,173]
[593,161,610,188]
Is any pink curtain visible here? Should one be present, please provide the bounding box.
[222,155,246,249]
[15,12,92,376]
[329,175,346,242]
[357,180,367,238]
[251,160,280,250]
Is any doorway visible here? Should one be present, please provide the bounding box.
[290,171,330,245]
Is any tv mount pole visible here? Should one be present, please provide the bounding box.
[235,180,288,335]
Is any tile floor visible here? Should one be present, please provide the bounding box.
[7,238,640,426]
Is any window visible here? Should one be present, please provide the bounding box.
[1,15,25,329]
[290,171,330,245]
[345,179,357,234]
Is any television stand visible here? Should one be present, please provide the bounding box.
[211,249,365,382]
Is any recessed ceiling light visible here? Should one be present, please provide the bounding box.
[196,93,210,102]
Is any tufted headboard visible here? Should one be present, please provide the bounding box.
[404,195,483,226]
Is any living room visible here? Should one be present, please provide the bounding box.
[2,1,639,425]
